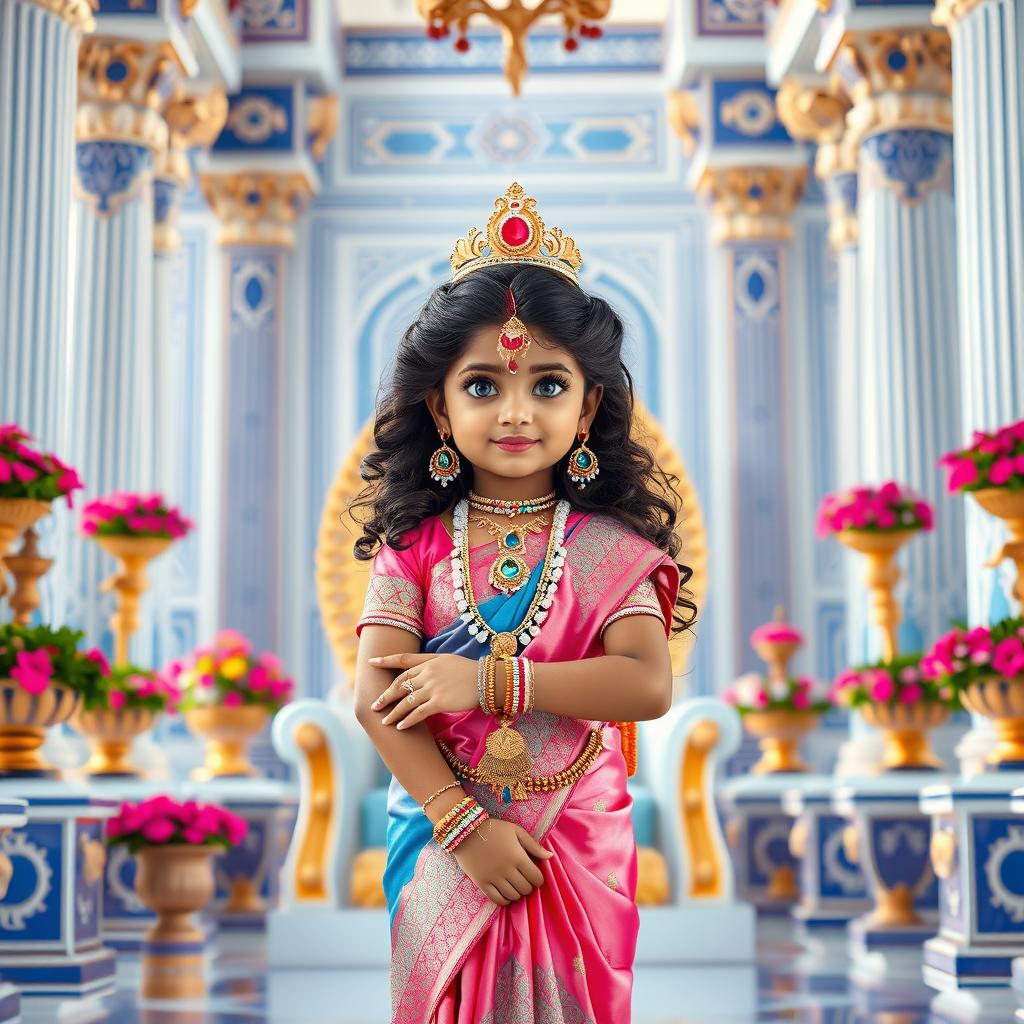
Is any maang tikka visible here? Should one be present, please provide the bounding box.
[429,425,461,486]
[498,287,531,374]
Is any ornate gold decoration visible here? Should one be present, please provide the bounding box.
[179,0,201,17]
[0,838,13,900]
[0,499,50,600]
[867,881,920,927]
[832,30,953,146]
[72,706,160,776]
[416,0,611,97]
[766,865,799,902]
[450,181,583,285]
[315,404,707,687]
[79,831,106,886]
[972,488,1024,610]
[224,875,265,914]
[696,166,807,243]
[636,846,669,905]
[184,705,270,779]
[5,528,54,625]
[933,0,987,26]
[200,172,314,249]
[835,529,920,661]
[135,845,215,999]
[858,701,949,770]
[0,680,80,777]
[679,719,723,898]
[959,675,1024,767]
[226,95,288,144]
[350,847,387,908]
[775,76,849,146]
[94,535,174,666]
[30,0,96,30]
[842,822,860,864]
[667,88,700,156]
[930,826,957,880]
[740,710,818,774]
[789,817,809,859]
[293,722,333,902]
[307,93,340,161]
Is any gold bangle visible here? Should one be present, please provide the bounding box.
[421,781,462,813]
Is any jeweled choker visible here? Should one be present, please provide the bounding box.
[468,490,557,518]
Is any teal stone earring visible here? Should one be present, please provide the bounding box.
[429,426,461,487]
[568,428,599,489]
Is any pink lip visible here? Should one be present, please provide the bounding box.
[494,437,537,452]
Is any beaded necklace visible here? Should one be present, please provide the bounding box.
[451,498,569,657]
[468,490,556,518]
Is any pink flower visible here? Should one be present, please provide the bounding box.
[876,509,897,528]
[946,458,979,492]
[899,683,922,705]
[248,665,270,691]
[753,689,770,708]
[898,666,920,684]
[10,461,37,483]
[223,690,243,707]
[10,649,53,695]
[85,648,110,675]
[182,826,207,844]
[869,671,894,703]
[269,678,293,702]
[108,690,126,711]
[792,689,811,710]
[257,651,282,675]
[141,818,177,843]
[879,480,902,504]
[913,501,934,531]
[992,637,1024,679]
[989,457,1016,486]
[722,689,738,705]
[215,630,251,655]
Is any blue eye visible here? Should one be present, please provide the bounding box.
[535,376,568,397]
[466,378,497,398]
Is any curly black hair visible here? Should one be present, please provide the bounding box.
[348,264,697,637]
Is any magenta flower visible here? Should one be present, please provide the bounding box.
[108,690,126,711]
[989,457,1015,486]
[868,671,894,702]
[993,637,1024,679]
[223,690,243,707]
[946,459,979,492]
[85,648,110,676]
[10,649,53,695]
[141,818,176,843]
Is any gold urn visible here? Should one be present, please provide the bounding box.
[184,704,270,779]
[0,679,80,777]
[972,488,1024,609]
[959,675,1024,767]
[135,844,217,999]
[72,705,160,776]
[857,701,949,770]
[741,709,819,774]
[0,498,50,598]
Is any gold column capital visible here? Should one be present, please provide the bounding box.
[933,0,988,26]
[775,76,850,146]
[307,93,340,162]
[28,0,96,31]
[200,172,314,249]
[696,165,807,244]
[832,28,953,145]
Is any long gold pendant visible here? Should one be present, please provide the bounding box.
[476,715,534,802]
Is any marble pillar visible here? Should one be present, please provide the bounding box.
[935,0,1024,624]
[697,165,806,680]
[61,37,178,656]
[0,0,93,452]
[830,29,966,657]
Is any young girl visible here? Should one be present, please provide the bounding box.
[351,183,696,1024]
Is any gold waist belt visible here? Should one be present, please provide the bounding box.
[436,727,605,801]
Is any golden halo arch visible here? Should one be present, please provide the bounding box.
[315,405,708,689]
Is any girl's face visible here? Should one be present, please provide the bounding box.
[426,324,603,497]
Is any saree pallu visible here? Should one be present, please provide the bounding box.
[358,511,679,1024]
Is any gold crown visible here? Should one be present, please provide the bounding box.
[450,182,583,285]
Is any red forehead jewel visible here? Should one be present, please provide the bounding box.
[498,286,531,375]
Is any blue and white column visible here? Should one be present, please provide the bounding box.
[935,0,1024,624]
[698,163,807,683]
[0,0,93,451]
[60,36,178,653]
[826,29,966,656]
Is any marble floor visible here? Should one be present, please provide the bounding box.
[15,922,1019,1023]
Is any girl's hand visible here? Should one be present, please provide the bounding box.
[368,653,481,728]
[451,818,552,907]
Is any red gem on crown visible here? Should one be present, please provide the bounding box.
[500,216,530,248]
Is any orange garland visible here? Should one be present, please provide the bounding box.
[612,720,638,777]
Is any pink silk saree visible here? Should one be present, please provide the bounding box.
[357,509,680,1024]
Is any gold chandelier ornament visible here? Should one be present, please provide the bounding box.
[450,181,583,285]
[417,0,611,97]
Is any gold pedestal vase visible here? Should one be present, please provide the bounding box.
[0,680,80,777]
[857,702,950,771]
[185,705,270,779]
[135,844,217,1000]
[972,488,1024,609]
[0,498,50,599]
[959,675,1024,768]
[741,709,819,774]
[95,535,174,665]
[72,706,159,776]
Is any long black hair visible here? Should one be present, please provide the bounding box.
[349,264,697,637]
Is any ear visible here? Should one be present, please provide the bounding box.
[579,383,604,433]
[424,390,450,436]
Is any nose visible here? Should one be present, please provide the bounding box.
[497,386,534,426]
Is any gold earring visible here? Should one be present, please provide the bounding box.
[429,426,461,487]
[568,428,599,489]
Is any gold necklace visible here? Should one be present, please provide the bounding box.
[467,490,557,518]
[469,512,550,595]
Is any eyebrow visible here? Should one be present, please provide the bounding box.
[457,362,574,376]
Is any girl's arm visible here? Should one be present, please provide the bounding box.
[504,613,672,721]
[353,624,468,825]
